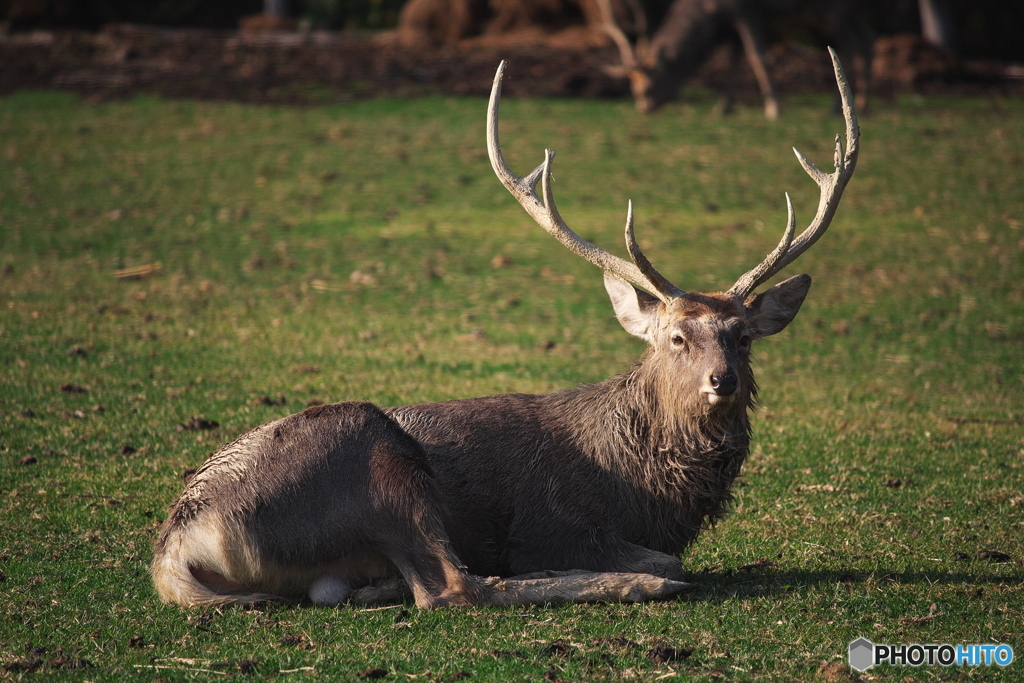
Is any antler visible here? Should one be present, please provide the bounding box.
[727,47,860,300]
[487,60,684,303]
[597,0,639,70]
[596,0,652,73]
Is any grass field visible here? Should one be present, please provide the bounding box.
[1,80,1022,681]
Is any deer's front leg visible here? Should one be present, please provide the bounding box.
[614,545,688,582]
[589,540,687,582]
[507,524,686,582]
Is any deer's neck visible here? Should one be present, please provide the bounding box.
[552,368,752,544]
[558,368,751,461]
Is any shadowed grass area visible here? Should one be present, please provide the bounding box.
[0,85,1022,680]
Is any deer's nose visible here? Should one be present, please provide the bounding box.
[710,373,738,396]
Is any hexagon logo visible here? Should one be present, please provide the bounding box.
[848,638,875,672]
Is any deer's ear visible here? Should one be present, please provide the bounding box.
[746,274,812,339]
[604,273,659,342]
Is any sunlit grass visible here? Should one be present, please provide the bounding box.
[1,87,1022,680]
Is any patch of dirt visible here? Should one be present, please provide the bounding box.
[46,655,93,670]
[976,550,1011,563]
[592,636,640,650]
[2,658,42,673]
[647,645,693,663]
[175,415,220,431]
[541,639,574,656]
[1,24,1021,105]
[817,660,862,682]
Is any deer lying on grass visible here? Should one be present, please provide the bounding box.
[152,49,858,609]
[600,0,873,117]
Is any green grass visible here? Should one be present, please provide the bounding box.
[1,85,1022,680]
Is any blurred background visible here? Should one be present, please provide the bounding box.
[1,0,1022,105]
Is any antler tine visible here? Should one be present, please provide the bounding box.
[623,200,685,298]
[487,61,684,302]
[728,194,796,296]
[727,47,860,300]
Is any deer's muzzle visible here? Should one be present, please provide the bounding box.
[703,371,738,406]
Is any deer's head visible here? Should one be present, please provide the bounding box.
[625,62,672,114]
[603,272,809,418]
[486,52,858,416]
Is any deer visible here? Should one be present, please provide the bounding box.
[151,49,858,610]
[599,0,873,117]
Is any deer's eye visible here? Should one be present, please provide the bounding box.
[671,333,688,349]
[738,334,752,349]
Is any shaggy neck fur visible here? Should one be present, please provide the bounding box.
[549,354,757,552]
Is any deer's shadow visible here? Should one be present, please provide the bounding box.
[680,565,1021,603]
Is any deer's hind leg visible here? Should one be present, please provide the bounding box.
[230,403,482,609]
[733,15,779,120]
[361,419,484,608]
